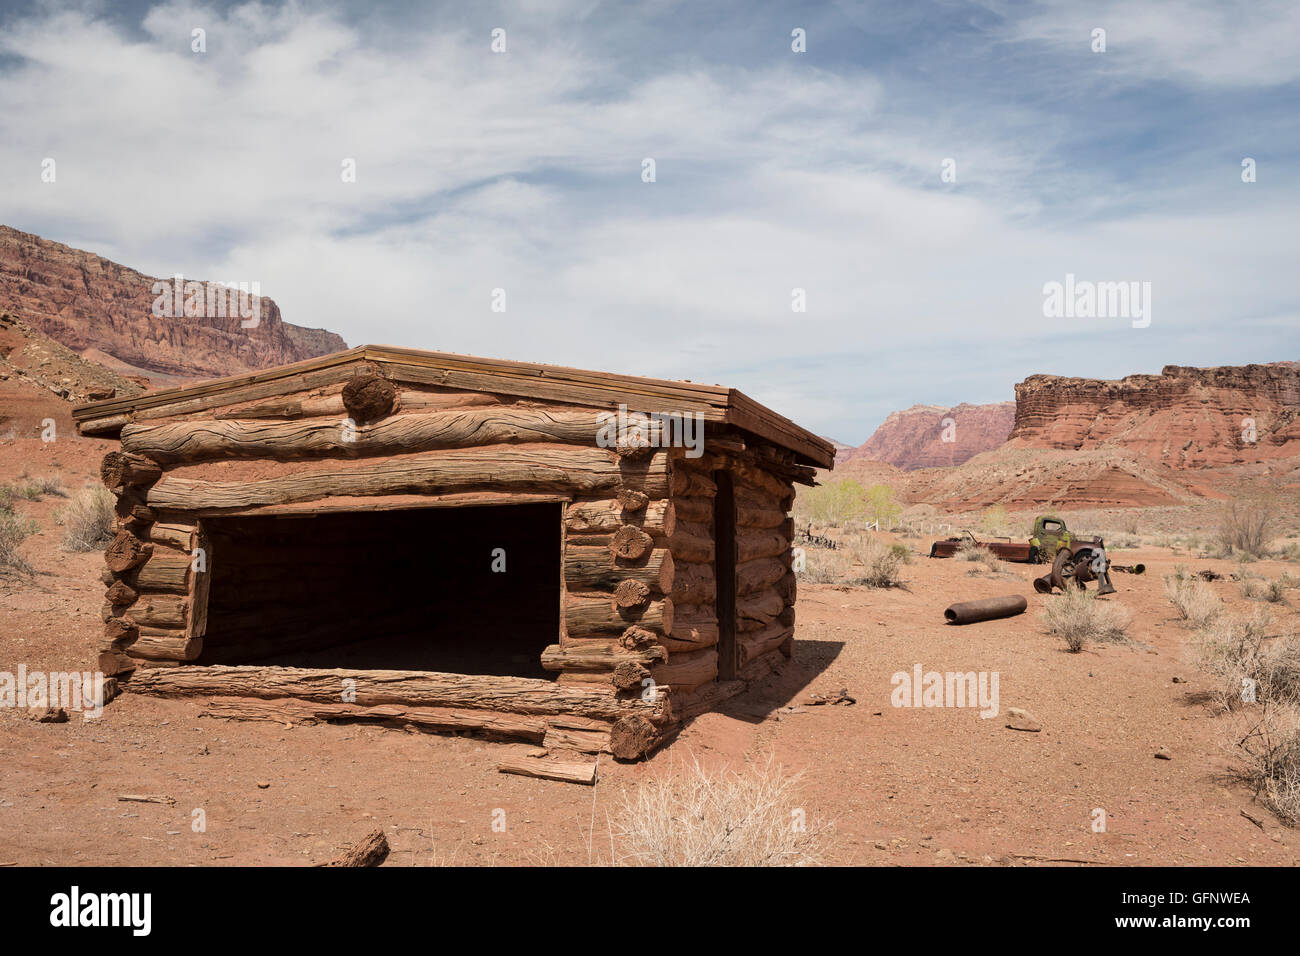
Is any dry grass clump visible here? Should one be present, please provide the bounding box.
[56,485,115,553]
[1164,567,1222,627]
[3,475,67,501]
[1041,587,1131,652]
[0,505,37,577]
[610,756,826,866]
[955,538,1004,574]
[800,535,906,589]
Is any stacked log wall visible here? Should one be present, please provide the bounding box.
[92,369,692,758]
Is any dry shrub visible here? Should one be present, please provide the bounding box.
[956,538,1003,574]
[1192,608,1300,710]
[0,507,37,577]
[1040,588,1130,652]
[1216,495,1277,558]
[1227,705,1300,826]
[1192,606,1300,825]
[610,756,825,866]
[57,485,115,552]
[1164,568,1221,627]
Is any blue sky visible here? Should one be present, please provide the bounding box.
[1,0,1296,443]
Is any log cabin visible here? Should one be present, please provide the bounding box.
[73,345,834,760]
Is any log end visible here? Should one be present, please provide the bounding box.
[342,373,398,424]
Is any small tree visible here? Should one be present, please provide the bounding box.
[863,484,901,529]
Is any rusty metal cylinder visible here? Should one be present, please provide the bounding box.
[943,594,1028,625]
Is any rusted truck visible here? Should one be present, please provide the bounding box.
[930,515,1143,595]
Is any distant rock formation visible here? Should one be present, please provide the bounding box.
[842,402,1016,470]
[0,225,347,383]
[1009,363,1300,468]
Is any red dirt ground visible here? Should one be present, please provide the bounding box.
[1,379,1297,865]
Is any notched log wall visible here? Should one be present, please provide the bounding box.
[92,365,806,760]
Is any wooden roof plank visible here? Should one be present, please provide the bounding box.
[72,344,835,467]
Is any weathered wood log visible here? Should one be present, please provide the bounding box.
[129,628,202,662]
[199,696,549,740]
[498,757,598,785]
[613,579,651,610]
[738,621,794,667]
[565,595,673,638]
[738,590,783,628]
[146,446,667,510]
[78,413,131,436]
[147,523,195,551]
[671,468,716,497]
[667,603,720,651]
[670,561,715,606]
[122,407,617,463]
[731,461,793,501]
[775,571,797,605]
[616,488,649,511]
[669,525,714,563]
[609,525,654,560]
[737,528,790,563]
[341,372,399,424]
[187,527,211,641]
[215,388,504,421]
[98,648,138,676]
[610,714,668,761]
[565,498,672,535]
[610,661,652,691]
[736,502,789,529]
[125,594,188,629]
[325,828,390,867]
[100,451,162,492]
[105,579,138,606]
[540,642,666,672]
[133,551,192,592]
[113,492,154,524]
[126,665,672,722]
[564,546,673,593]
[651,647,718,693]
[618,625,659,651]
[542,725,612,754]
[105,531,152,572]
[671,496,714,523]
[736,556,787,596]
[104,616,138,646]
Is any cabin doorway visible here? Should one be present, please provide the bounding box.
[194,503,562,678]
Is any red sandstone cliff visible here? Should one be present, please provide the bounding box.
[842,401,1016,470]
[1009,363,1300,468]
[0,225,347,383]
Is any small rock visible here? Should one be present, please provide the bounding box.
[1171,676,1186,683]
[1154,747,1173,760]
[35,707,69,723]
[256,780,271,788]
[1005,708,1041,732]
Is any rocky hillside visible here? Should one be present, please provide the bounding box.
[1010,363,1300,468]
[0,225,347,383]
[841,401,1016,470]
